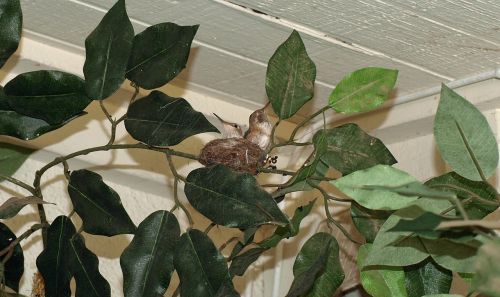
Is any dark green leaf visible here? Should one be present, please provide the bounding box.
[126,23,198,89]
[184,165,289,228]
[266,30,316,120]
[288,232,344,297]
[121,211,180,297]
[229,247,267,278]
[4,71,91,125]
[36,216,74,297]
[404,257,452,297]
[174,229,236,297]
[0,196,50,220]
[425,172,498,219]
[214,283,240,297]
[351,202,391,243]
[427,238,480,274]
[260,199,316,248]
[228,227,257,260]
[70,234,110,297]
[357,244,407,297]
[0,223,23,292]
[125,90,218,146]
[0,0,22,69]
[0,109,65,140]
[314,124,396,175]
[0,142,34,179]
[0,291,28,297]
[332,165,420,210]
[472,238,500,297]
[84,0,134,100]
[434,84,499,181]
[68,169,136,236]
[329,67,398,114]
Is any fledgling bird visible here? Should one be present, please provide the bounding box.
[213,113,243,138]
[244,102,272,152]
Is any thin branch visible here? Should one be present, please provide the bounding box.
[308,181,351,203]
[166,154,193,227]
[219,236,240,254]
[322,196,362,245]
[0,224,43,258]
[429,184,499,206]
[99,99,113,124]
[289,105,330,141]
[257,167,296,176]
[204,223,216,235]
[0,174,36,195]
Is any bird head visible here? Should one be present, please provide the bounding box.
[213,113,244,138]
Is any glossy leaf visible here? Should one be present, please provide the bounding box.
[229,247,267,278]
[70,234,110,297]
[472,238,500,297]
[228,227,257,261]
[351,203,391,243]
[4,70,91,125]
[125,90,218,146]
[0,110,64,140]
[276,160,328,197]
[266,30,316,120]
[434,84,499,181]
[357,244,407,297]
[36,216,74,297]
[126,23,198,89]
[427,238,479,274]
[329,67,398,114]
[288,232,344,297]
[260,199,315,248]
[425,172,498,219]
[363,198,452,268]
[314,124,396,175]
[68,169,136,236]
[0,142,34,179]
[84,0,134,100]
[0,223,23,292]
[121,211,180,297]
[404,257,452,297]
[0,196,50,220]
[332,165,420,210]
[174,229,236,297]
[185,165,289,228]
[0,0,22,69]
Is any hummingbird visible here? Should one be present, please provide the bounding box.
[244,102,272,152]
[213,113,244,138]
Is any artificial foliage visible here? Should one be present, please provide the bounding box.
[0,1,499,297]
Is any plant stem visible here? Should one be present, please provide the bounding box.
[257,167,296,176]
[166,154,193,227]
[289,105,330,141]
[0,224,43,258]
[0,174,36,195]
[204,223,216,234]
[322,196,362,245]
[308,181,351,203]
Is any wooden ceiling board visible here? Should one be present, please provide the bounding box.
[233,0,500,77]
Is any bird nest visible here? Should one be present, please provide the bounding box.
[199,137,264,174]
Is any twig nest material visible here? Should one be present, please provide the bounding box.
[199,137,264,174]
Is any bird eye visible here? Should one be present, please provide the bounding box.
[232,124,238,128]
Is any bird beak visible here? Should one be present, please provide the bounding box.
[213,113,226,123]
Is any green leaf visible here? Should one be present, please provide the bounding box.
[421,295,462,297]
[70,234,110,297]
[36,216,74,297]
[0,196,50,220]
[472,238,500,297]
[329,67,398,114]
[266,30,316,120]
[0,142,34,179]
[0,0,22,69]
[4,70,91,125]
[404,257,452,297]
[229,247,267,278]
[351,203,391,243]
[125,90,218,146]
[184,165,289,228]
[276,160,328,197]
[259,199,316,249]
[434,84,499,181]
[288,232,344,297]
[314,124,397,175]
[425,172,498,219]
[332,165,420,210]
[83,0,134,100]
[121,210,180,297]
[126,23,198,89]
[0,223,23,292]
[357,244,408,297]
[427,238,480,274]
[362,182,457,200]
[363,198,452,268]
[67,169,136,236]
[174,229,237,297]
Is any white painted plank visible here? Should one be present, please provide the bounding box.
[233,0,500,77]
[20,0,443,94]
